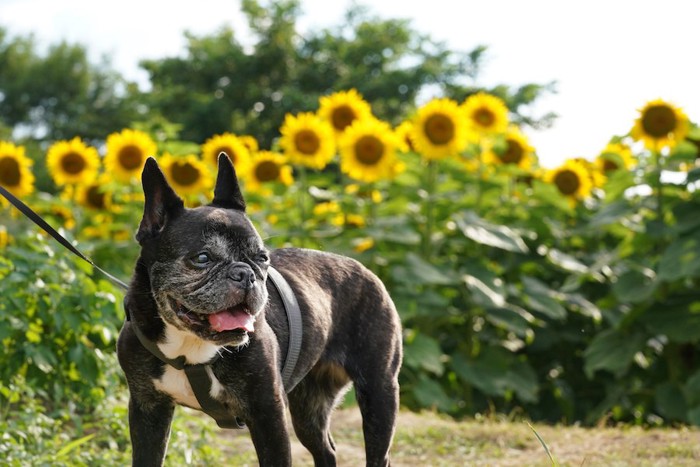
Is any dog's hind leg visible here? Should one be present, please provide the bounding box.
[348,335,402,467]
[288,363,351,467]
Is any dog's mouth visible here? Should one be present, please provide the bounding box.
[170,299,255,334]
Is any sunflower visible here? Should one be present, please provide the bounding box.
[0,225,9,249]
[338,119,403,183]
[595,143,636,174]
[238,135,259,153]
[159,153,213,196]
[484,126,535,170]
[544,159,593,203]
[461,92,509,136]
[245,151,294,194]
[279,112,336,169]
[318,89,373,136]
[394,121,415,153]
[105,129,157,183]
[0,141,35,199]
[201,133,252,174]
[411,98,471,160]
[75,176,112,211]
[46,137,100,186]
[631,99,689,151]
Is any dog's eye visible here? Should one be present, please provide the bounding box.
[193,252,211,266]
[256,251,270,263]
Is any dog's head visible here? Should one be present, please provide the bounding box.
[135,154,269,347]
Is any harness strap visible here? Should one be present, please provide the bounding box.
[267,266,303,391]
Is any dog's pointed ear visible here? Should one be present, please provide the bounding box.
[211,152,246,211]
[136,157,185,243]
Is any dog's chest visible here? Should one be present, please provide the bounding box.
[153,365,225,409]
[151,325,225,409]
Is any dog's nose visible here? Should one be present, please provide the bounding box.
[229,265,256,289]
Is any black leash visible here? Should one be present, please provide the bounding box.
[1,184,303,429]
[0,184,129,290]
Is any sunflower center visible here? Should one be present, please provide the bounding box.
[474,108,495,127]
[603,159,619,172]
[424,114,455,145]
[641,105,677,138]
[0,156,21,186]
[295,130,321,155]
[118,145,144,170]
[254,160,280,182]
[331,106,356,132]
[171,161,200,186]
[61,152,87,175]
[86,185,106,209]
[553,169,581,196]
[500,139,524,164]
[354,136,385,165]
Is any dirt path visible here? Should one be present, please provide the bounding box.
[218,408,700,466]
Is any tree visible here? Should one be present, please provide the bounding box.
[0,27,142,145]
[140,0,556,149]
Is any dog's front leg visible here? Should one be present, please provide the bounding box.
[128,396,175,467]
[245,389,292,466]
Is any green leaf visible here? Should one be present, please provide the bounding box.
[485,307,533,337]
[403,332,444,376]
[654,382,688,422]
[684,369,700,407]
[688,406,700,426]
[586,199,635,229]
[658,234,700,281]
[463,274,506,307]
[583,329,645,378]
[412,375,454,412]
[455,211,529,253]
[521,276,567,321]
[404,253,457,285]
[612,269,658,303]
[531,180,572,212]
[546,249,588,274]
[451,348,538,403]
[641,304,700,343]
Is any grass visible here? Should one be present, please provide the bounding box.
[206,407,700,466]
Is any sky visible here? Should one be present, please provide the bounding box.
[0,0,698,168]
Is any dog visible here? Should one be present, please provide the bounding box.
[117,154,403,466]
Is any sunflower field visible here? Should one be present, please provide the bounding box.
[2,82,700,451]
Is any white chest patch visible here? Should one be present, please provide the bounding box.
[152,323,226,408]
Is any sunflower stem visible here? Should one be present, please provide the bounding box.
[653,150,664,223]
[422,159,438,260]
[297,165,309,248]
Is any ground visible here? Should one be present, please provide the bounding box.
[212,407,700,466]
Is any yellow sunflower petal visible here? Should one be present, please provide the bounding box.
[483,126,535,170]
[279,112,336,169]
[46,137,100,186]
[318,89,373,136]
[201,133,252,173]
[544,159,593,202]
[631,99,689,151]
[159,153,213,197]
[461,92,509,136]
[245,151,294,194]
[0,141,35,198]
[105,129,157,183]
[339,118,402,183]
[595,142,636,174]
[411,98,470,160]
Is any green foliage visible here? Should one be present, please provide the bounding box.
[0,230,123,412]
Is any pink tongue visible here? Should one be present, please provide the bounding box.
[208,308,255,333]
